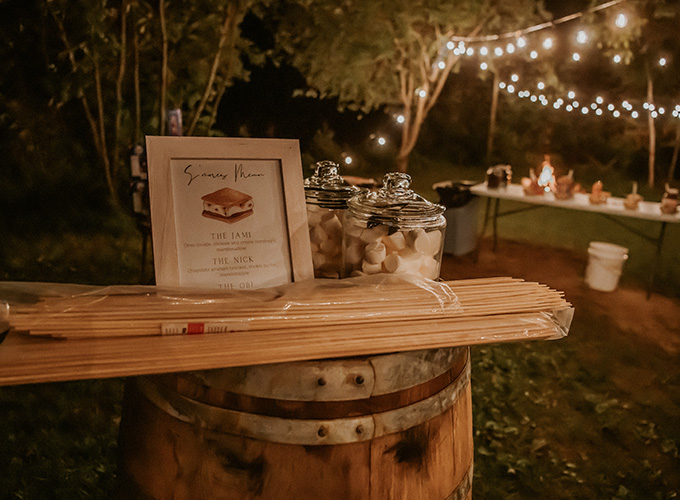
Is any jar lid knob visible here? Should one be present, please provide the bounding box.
[314,160,340,179]
[382,172,412,193]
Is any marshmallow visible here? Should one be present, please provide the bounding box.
[321,214,343,238]
[426,230,442,256]
[310,224,327,245]
[362,260,383,275]
[345,243,364,266]
[382,231,406,253]
[359,225,389,244]
[319,238,340,257]
[419,256,439,279]
[364,241,387,264]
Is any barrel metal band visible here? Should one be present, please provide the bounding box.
[137,358,471,446]
[445,463,473,500]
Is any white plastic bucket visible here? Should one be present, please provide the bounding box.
[585,242,628,292]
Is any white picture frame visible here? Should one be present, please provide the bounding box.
[145,136,313,289]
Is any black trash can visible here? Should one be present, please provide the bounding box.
[433,181,480,257]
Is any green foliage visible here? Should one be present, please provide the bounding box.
[274,0,550,113]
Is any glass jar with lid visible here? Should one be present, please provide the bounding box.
[343,172,446,280]
[304,160,360,278]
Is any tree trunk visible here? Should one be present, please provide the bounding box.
[159,0,168,135]
[133,22,141,143]
[113,0,128,194]
[646,64,656,187]
[486,71,500,166]
[668,121,680,182]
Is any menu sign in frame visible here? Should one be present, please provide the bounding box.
[146,136,313,289]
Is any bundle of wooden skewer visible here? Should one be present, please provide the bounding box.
[7,276,571,341]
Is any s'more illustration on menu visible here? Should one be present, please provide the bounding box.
[201,187,254,223]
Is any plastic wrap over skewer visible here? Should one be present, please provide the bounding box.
[2,275,460,339]
[1,275,571,346]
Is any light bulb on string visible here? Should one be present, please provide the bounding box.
[613,110,621,117]
[572,52,581,61]
[499,81,506,89]
[615,13,628,29]
[344,156,353,165]
[466,47,474,56]
[494,46,504,57]
[631,111,639,118]
[506,43,515,54]
[542,37,554,50]
[568,91,576,99]
[659,57,667,66]
[507,85,515,93]
[530,50,538,59]
[581,107,589,114]
[396,114,405,124]
[511,74,519,82]
[480,46,489,56]
[377,137,386,146]
[596,108,603,115]
[480,62,488,70]
[613,54,622,63]
[517,37,527,48]
[438,61,446,70]
[576,30,588,44]
[446,41,455,50]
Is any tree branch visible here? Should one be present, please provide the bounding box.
[187,2,239,136]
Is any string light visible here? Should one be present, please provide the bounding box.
[396,114,405,124]
[659,57,667,66]
[377,137,386,146]
[576,30,588,44]
[615,13,628,28]
[572,52,581,61]
[497,83,680,122]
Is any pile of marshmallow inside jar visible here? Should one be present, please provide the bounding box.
[343,172,446,280]
[305,165,446,280]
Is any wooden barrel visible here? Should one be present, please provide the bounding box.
[118,347,473,500]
